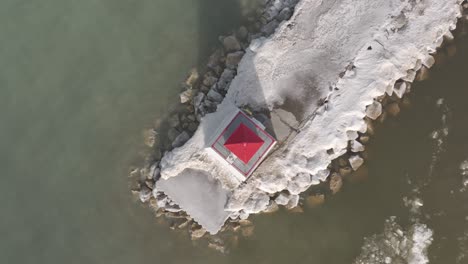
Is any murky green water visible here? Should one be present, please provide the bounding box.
[1,1,467,263]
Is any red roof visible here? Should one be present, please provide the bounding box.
[224,123,264,163]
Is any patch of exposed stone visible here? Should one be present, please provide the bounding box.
[129,0,468,254]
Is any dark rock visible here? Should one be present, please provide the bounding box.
[217,69,235,91]
[262,20,280,36]
[207,89,224,103]
[225,51,245,69]
[187,122,198,132]
[168,114,180,128]
[172,131,191,148]
[222,35,241,52]
[167,128,181,142]
[139,185,152,203]
[277,7,292,21]
[236,26,249,41]
[193,92,205,109]
[207,49,224,70]
[203,75,218,87]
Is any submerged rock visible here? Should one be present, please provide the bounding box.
[329,173,343,194]
[172,131,190,148]
[305,194,325,208]
[223,36,241,52]
[143,128,158,147]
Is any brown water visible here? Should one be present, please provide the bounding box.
[1,1,467,263]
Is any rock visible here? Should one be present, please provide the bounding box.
[262,20,279,35]
[187,122,198,133]
[349,155,364,171]
[167,127,181,142]
[203,75,218,87]
[148,197,159,211]
[208,242,227,253]
[241,225,255,237]
[168,114,180,128]
[222,36,241,52]
[262,200,279,213]
[207,89,224,103]
[349,165,369,182]
[191,228,206,240]
[143,128,158,147]
[225,51,245,69]
[365,118,375,135]
[351,140,365,152]
[145,180,155,189]
[393,81,407,99]
[338,157,348,167]
[277,7,292,21]
[366,101,382,120]
[139,185,152,203]
[287,173,312,194]
[207,49,224,70]
[237,26,249,41]
[415,66,430,81]
[185,68,199,87]
[172,131,190,148]
[217,69,235,91]
[339,167,352,177]
[386,102,401,117]
[193,92,205,109]
[446,44,457,57]
[329,173,343,194]
[275,192,291,205]
[288,206,304,213]
[359,134,370,144]
[239,219,253,226]
[305,194,325,208]
[179,89,194,104]
[285,194,300,209]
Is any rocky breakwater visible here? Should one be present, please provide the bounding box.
[129,0,300,253]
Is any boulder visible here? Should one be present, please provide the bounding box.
[217,69,235,91]
[329,173,343,194]
[262,200,279,213]
[349,155,364,171]
[366,101,382,120]
[167,127,181,142]
[143,128,158,147]
[351,140,365,152]
[203,75,218,87]
[225,51,245,69]
[285,194,299,209]
[190,228,207,240]
[193,92,205,109]
[139,185,152,203]
[305,194,325,208]
[179,89,194,104]
[386,102,401,117]
[168,114,180,128]
[274,192,290,205]
[172,131,191,148]
[184,68,199,87]
[207,89,224,103]
[262,20,279,36]
[241,225,255,237]
[277,7,292,21]
[236,26,249,41]
[222,36,241,52]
